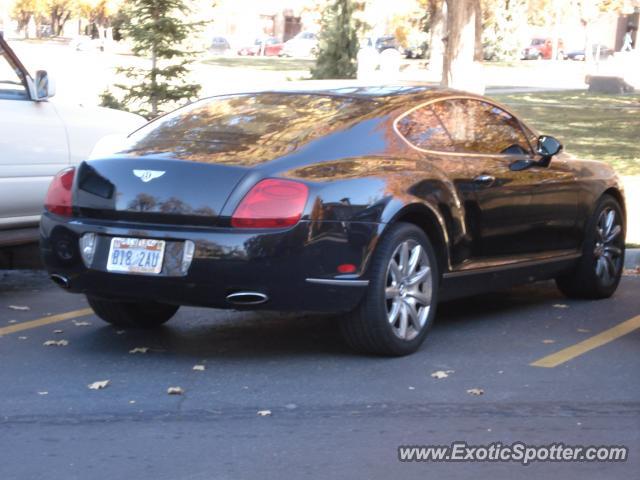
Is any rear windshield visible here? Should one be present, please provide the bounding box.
[125,93,374,159]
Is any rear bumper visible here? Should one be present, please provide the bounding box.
[40,214,381,312]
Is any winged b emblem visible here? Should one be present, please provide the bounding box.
[133,169,166,183]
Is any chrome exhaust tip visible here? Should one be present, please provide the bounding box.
[50,274,70,289]
[226,291,268,305]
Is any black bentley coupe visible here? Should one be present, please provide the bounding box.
[41,83,626,356]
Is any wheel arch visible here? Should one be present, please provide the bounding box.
[602,187,626,223]
[385,203,450,274]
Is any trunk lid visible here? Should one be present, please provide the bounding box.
[74,157,247,225]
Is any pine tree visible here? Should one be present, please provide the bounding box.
[113,0,202,118]
[311,0,362,79]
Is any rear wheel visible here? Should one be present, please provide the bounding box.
[340,223,439,356]
[556,195,625,299]
[87,296,179,328]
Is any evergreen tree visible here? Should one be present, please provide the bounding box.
[111,0,202,118]
[311,0,362,79]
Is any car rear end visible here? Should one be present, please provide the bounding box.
[40,92,381,313]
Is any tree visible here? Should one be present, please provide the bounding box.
[47,0,74,36]
[481,0,528,61]
[311,0,363,79]
[442,0,480,88]
[109,0,202,118]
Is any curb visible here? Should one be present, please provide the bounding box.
[625,248,640,270]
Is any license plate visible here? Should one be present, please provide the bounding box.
[106,237,165,275]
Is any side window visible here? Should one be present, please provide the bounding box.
[436,99,531,155]
[396,105,455,152]
[0,48,28,100]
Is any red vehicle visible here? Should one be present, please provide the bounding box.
[521,38,565,60]
[237,37,284,56]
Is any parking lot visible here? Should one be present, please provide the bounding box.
[0,269,638,479]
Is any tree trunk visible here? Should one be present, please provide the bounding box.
[428,0,447,75]
[474,0,483,61]
[442,0,479,90]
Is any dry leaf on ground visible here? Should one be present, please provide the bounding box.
[129,347,149,354]
[73,321,91,326]
[431,370,454,379]
[467,388,484,396]
[167,386,183,395]
[192,365,205,371]
[542,339,556,344]
[577,328,591,333]
[8,305,30,311]
[43,339,68,347]
[88,380,110,390]
[257,409,272,416]
[552,304,569,309]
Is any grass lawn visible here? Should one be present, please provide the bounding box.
[492,90,640,176]
[203,56,315,72]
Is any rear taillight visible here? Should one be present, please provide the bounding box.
[45,167,75,217]
[231,178,309,228]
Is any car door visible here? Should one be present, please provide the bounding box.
[432,98,544,258]
[436,98,578,258]
[0,41,68,228]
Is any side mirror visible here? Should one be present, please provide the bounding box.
[536,135,562,158]
[34,70,56,100]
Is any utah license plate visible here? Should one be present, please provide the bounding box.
[106,237,165,275]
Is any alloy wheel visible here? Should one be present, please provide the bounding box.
[385,240,433,341]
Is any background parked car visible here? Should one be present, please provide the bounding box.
[209,36,231,56]
[521,37,565,60]
[0,36,145,264]
[280,31,317,58]
[566,44,614,61]
[237,37,283,56]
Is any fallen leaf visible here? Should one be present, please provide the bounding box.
[431,370,454,379]
[467,388,484,396]
[257,409,272,416]
[129,400,136,404]
[129,347,149,354]
[192,365,205,371]
[577,328,590,333]
[8,305,30,311]
[408,386,416,390]
[37,391,48,395]
[8,320,17,324]
[53,329,63,334]
[73,321,91,326]
[552,304,569,309]
[167,386,183,395]
[542,339,556,344]
[18,336,27,340]
[115,330,125,335]
[43,339,68,347]
[88,380,110,390]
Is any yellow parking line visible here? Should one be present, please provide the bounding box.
[531,315,640,368]
[0,308,93,336]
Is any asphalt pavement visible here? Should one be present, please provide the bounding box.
[0,270,638,479]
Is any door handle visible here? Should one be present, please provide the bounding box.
[473,174,495,186]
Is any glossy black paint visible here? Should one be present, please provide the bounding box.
[40,84,626,312]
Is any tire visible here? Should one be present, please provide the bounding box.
[340,222,439,356]
[87,296,179,328]
[556,195,625,299]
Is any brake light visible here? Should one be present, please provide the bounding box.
[231,178,309,228]
[45,167,75,216]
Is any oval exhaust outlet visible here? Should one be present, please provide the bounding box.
[50,274,70,289]
[226,291,268,305]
